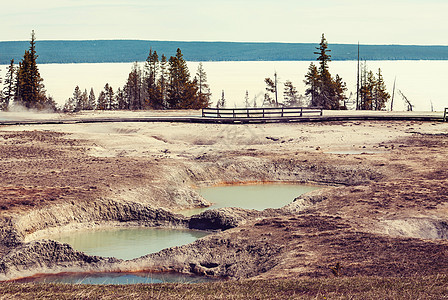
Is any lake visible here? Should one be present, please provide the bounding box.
[1,60,447,111]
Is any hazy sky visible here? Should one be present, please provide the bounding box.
[2,0,447,44]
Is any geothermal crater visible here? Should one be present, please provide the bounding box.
[1,115,448,281]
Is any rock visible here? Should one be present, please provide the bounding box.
[189,208,259,231]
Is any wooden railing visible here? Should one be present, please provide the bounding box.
[444,108,448,122]
[202,107,323,119]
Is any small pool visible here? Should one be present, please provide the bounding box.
[181,183,320,216]
[44,227,210,260]
[13,271,213,285]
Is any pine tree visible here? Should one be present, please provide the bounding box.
[86,88,96,110]
[124,62,143,110]
[359,61,368,109]
[333,75,348,109]
[97,91,107,110]
[1,59,16,110]
[304,63,319,106]
[115,87,126,110]
[304,34,346,110]
[244,90,250,108]
[145,49,162,109]
[73,86,82,111]
[167,48,190,108]
[104,83,114,110]
[80,89,88,111]
[158,54,169,109]
[358,64,390,110]
[264,77,276,107]
[195,62,211,108]
[315,34,338,109]
[15,30,46,109]
[44,96,58,112]
[373,68,390,110]
[0,67,3,108]
[166,48,204,109]
[253,94,258,108]
[283,81,301,107]
[63,85,81,112]
[63,97,76,112]
[314,33,331,76]
[216,90,226,108]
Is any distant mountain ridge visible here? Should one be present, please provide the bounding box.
[0,40,447,64]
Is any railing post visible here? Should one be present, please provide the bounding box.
[320,107,323,116]
[300,107,303,117]
[217,108,220,118]
[444,108,448,122]
[233,109,236,118]
[281,107,284,117]
[247,108,249,118]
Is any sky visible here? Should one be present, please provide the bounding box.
[1,0,447,45]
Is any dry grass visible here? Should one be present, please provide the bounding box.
[1,275,448,299]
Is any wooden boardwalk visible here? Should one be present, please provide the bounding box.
[0,108,446,126]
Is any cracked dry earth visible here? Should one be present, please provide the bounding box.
[0,118,448,280]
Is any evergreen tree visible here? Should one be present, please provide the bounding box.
[15,30,46,109]
[124,62,143,110]
[253,94,258,108]
[80,89,88,111]
[104,83,114,110]
[116,87,126,110]
[359,63,376,110]
[314,33,331,76]
[373,68,390,110]
[166,48,205,109]
[167,48,191,108]
[216,90,226,108]
[0,68,2,108]
[86,88,96,110]
[304,34,346,109]
[158,54,169,109]
[195,62,212,108]
[44,95,58,112]
[333,74,348,109]
[315,34,338,109]
[63,85,81,112]
[145,49,162,109]
[73,86,82,111]
[97,91,107,110]
[283,81,301,107]
[264,77,276,107]
[304,63,319,106]
[1,59,16,110]
[244,90,250,108]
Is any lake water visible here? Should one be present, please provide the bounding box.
[44,227,209,260]
[1,60,447,111]
[180,183,320,216]
[13,271,213,285]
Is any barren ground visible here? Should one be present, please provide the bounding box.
[0,111,448,281]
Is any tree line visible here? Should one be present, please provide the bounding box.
[0,32,391,112]
[63,48,211,112]
[260,34,391,110]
